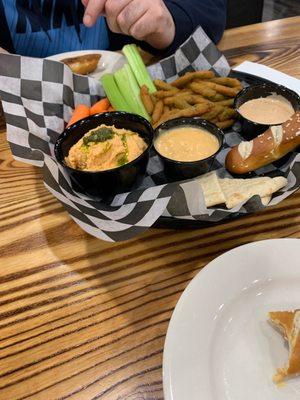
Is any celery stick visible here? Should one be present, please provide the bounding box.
[122,44,156,94]
[114,64,150,121]
[100,73,133,113]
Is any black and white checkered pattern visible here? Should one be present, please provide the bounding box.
[0,27,299,242]
[148,26,230,81]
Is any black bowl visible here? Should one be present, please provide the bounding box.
[154,117,224,181]
[234,83,300,140]
[54,112,154,198]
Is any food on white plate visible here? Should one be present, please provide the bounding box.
[61,53,101,75]
[226,111,300,174]
[269,310,300,382]
[269,311,295,340]
[65,124,147,171]
[154,126,220,162]
[196,171,287,209]
[238,94,295,125]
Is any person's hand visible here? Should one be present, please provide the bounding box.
[82,0,175,49]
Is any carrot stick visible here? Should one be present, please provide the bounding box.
[67,104,90,127]
[90,98,110,115]
[107,106,115,111]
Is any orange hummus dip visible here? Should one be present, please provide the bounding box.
[65,124,147,171]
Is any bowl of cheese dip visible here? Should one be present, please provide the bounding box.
[234,83,300,140]
[154,117,224,180]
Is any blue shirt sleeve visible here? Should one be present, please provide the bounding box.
[164,0,227,53]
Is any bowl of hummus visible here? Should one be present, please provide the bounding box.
[55,112,153,197]
[234,83,300,140]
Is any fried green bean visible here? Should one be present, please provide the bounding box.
[140,85,154,115]
[151,100,164,124]
[170,70,215,88]
[154,79,177,91]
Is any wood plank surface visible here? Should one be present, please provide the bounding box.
[1,17,300,400]
[219,16,300,78]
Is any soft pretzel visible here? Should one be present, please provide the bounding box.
[226,112,300,174]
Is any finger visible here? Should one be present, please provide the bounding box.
[81,0,88,6]
[128,11,153,41]
[83,0,106,27]
[116,0,148,36]
[0,47,9,54]
[131,7,175,49]
[104,0,132,33]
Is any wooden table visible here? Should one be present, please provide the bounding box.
[1,16,300,400]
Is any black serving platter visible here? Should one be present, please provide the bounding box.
[155,70,293,229]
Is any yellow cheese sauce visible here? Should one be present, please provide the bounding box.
[238,95,294,125]
[155,126,219,162]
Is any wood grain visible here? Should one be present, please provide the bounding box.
[1,18,300,400]
[219,16,300,78]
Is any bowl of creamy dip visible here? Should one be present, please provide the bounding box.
[154,117,224,180]
[234,83,300,140]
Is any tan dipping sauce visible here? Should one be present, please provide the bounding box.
[238,94,294,125]
[155,126,219,162]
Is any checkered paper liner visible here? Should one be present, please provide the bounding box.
[0,27,299,242]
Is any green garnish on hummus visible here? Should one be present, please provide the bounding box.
[117,154,128,166]
[83,127,114,145]
[118,134,129,166]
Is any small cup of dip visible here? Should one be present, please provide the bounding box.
[234,83,300,140]
[154,117,224,181]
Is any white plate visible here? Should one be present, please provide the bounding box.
[46,50,126,80]
[163,238,300,400]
